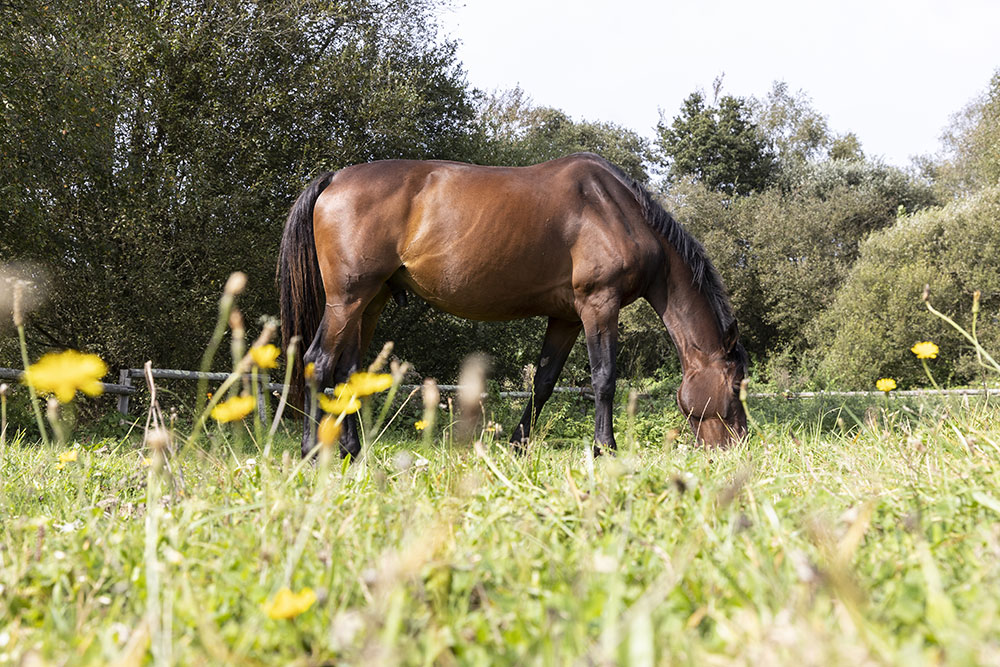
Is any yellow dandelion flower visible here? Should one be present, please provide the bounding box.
[55,449,78,469]
[414,419,428,431]
[250,344,280,369]
[317,414,342,446]
[338,372,393,397]
[23,350,107,403]
[261,587,316,620]
[210,394,256,422]
[56,450,77,470]
[304,362,316,381]
[911,341,939,360]
[317,393,360,415]
[876,378,896,392]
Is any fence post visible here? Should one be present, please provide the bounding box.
[117,369,132,415]
[257,372,270,422]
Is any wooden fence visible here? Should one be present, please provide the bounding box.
[0,367,594,418]
[2,367,996,418]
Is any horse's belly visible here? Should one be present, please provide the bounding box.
[399,266,577,321]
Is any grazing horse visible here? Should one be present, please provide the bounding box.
[278,153,748,458]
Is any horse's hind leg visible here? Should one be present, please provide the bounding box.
[510,317,581,449]
[333,286,391,456]
[360,286,391,360]
[301,287,381,459]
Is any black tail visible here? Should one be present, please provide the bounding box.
[277,171,336,407]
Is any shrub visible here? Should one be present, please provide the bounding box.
[813,186,1000,388]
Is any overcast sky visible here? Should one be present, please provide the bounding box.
[439,0,1000,167]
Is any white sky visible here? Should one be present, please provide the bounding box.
[439,0,1000,167]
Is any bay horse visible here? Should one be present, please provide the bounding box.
[278,153,747,458]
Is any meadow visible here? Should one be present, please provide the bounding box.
[3,275,1000,665]
[2,382,1000,665]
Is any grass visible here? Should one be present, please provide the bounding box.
[2,389,1000,665]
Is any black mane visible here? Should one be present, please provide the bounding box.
[580,153,747,367]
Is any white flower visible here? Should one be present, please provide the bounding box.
[592,553,617,573]
[58,520,80,533]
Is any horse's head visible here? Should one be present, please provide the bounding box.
[676,327,747,447]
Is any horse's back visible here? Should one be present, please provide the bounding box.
[311,155,661,320]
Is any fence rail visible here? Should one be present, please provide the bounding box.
[750,388,1000,399]
[2,367,996,419]
[0,367,596,417]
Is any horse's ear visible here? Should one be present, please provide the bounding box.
[722,320,739,353]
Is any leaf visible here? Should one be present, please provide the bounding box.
[971,491,1000,516]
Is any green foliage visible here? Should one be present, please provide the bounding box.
[656,89,777,196]
[752,81,864,167]
[617,301,680,380]
[927,69,1000,197]
[814,186,1000,388]
[0,0,476,372]
[776,158,936,210]
[374,301,547,386]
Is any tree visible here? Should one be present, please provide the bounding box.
[0,0,478,377]
[924,69,1000,197]
[656,89,776,196]
[812,186,1000,388]
[473,88,653,182]
[751,81,864,168]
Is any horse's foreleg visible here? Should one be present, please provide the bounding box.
[510,317,581,450]
[580,297,620,456]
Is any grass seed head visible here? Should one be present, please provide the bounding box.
[422,379,440,411]
[224,271,247,297]
[147,427,169,452]
[368,341,394,372]
[229,309,245,339]
[12,279,25,327]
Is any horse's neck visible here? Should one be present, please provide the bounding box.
[645,246,723,373]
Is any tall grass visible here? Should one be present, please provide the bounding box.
[2,392,1000,664]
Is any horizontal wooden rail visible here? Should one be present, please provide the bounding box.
[748,388,1000,399]
[3,366,995,420]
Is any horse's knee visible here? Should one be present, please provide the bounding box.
[592,370,616,403]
